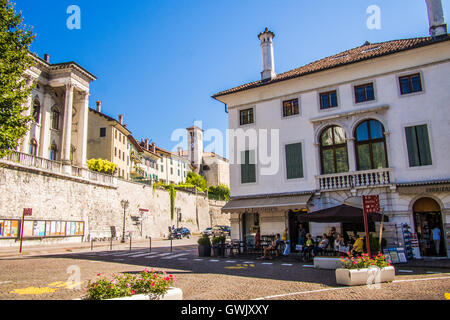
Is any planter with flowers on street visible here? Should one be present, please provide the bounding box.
[335,253,395,286]
[82,268,182,300]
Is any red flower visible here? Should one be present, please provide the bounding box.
[97,273,101,276]
[130,290,135,295]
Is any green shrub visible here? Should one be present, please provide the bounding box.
[197,234,211,246]
[211,235,226,245]
[87,158,117,175]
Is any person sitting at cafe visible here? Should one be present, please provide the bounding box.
[328,227,337,240]
[303,233,314,259]
[312,233,330,257]
[262,234,282,260]
[334,233,345,254]
[351,234,365,256]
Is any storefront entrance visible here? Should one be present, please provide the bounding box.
[242,212,259,246]
[413,197,446,257]
[288,210,310,252]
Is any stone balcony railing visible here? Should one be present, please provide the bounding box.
[2,151,117,187]
[316,168,394,192]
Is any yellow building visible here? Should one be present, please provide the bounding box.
[87,101,131,178]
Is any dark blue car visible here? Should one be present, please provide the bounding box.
[170,227,191,239]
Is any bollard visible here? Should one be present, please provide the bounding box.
[91,239,94,251]
[110,237,113,251]
[129,234,132,251]
[170,238,173,253]
[149,237,152,253]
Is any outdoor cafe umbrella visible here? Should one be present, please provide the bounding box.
[296,204,389,223]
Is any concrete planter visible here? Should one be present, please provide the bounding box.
[314,257,343,270]
[335,267,395,286]
[108,287,183,300]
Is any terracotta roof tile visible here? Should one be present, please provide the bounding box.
[212,36,449,98]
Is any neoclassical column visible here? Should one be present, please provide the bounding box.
[346,137,357,172]
[61,82,74,173]
[75,91,90,168]
[20,77,34,154]
[38,86,52,159]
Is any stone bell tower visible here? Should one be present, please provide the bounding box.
[187,121,204,174]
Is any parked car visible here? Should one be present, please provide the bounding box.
[202,227,213,236]
[212,225,231,236]
[170,227,191,239]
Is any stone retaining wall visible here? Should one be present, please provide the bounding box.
[0,165,227,247]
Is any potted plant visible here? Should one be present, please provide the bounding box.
[335,253,395,286]
[197,234,211,257]
[212,235,226,257]
[83,269,182,300]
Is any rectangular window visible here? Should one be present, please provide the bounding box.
[354,83,375,103]
[241,150,256,184]
[115,130,117,139]
[399,74,422,95]
[100,128,106,137]
[405,125,432,167]
[240,108,254,126]
[115,147,117,157]
[285,143,304,179]
[282,99,299,117]
[170,167,173,175]
[320,91,338,109]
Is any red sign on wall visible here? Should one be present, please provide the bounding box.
[362,195,380,214]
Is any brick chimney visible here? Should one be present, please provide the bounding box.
[118,114,123,125]
[145,138,149,150]
[151,142,156,153]
[177,146,183,156]
[426,0,447,38]
[96,101,102,113]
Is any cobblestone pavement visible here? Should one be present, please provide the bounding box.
[0,243,449,300]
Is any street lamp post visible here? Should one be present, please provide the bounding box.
[120,200,129,243]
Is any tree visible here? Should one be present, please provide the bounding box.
[0,0,35,158]
[185,171,207,190]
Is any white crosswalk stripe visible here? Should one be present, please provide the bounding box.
[161,253,189,260]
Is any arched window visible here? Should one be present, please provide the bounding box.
[51,106,60,130]
[320,126,349,174]
[32,99,41,124]
[354,119,388,170]
[49,144,58,161]
[29,139,38,156]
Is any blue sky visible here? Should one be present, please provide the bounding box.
[15,0,449,157]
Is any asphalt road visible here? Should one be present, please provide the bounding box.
[0,241,449,300]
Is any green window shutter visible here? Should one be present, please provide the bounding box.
[241,150,256,183]
[405,127,419,167]
[286,143,303,179]
[406,125,432,167]
[416,125,432,166]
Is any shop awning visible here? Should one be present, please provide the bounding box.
[221,193,312,213]
[296,204,389,223]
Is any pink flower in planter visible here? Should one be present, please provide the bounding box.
[130,290,135,295]
[126,283,131,287]
[151,282,155,287]
[97,273,101,276]
[143,268,149,273]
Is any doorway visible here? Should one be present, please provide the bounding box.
[242,212,259,246]
[413,197,445,257]
[288,210,310,253]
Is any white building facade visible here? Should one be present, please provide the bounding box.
[214,5,450,259]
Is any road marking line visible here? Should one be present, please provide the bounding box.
[129,252,158,258]
[282,264,293,266]
[253,287,349,300]
[226,261,235,263]
[398,270,413,273]
[303,265,314,268]
[262,263,273,265]
[393,276,450,283]
[162,253,189,260]
[194,259,203,261]
[210,260,219,262]
[243,261,254,264]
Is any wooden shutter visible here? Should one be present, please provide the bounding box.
[286,143,303,179]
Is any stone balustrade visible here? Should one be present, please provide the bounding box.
[2,151,116,187]
[317,168,394,191]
